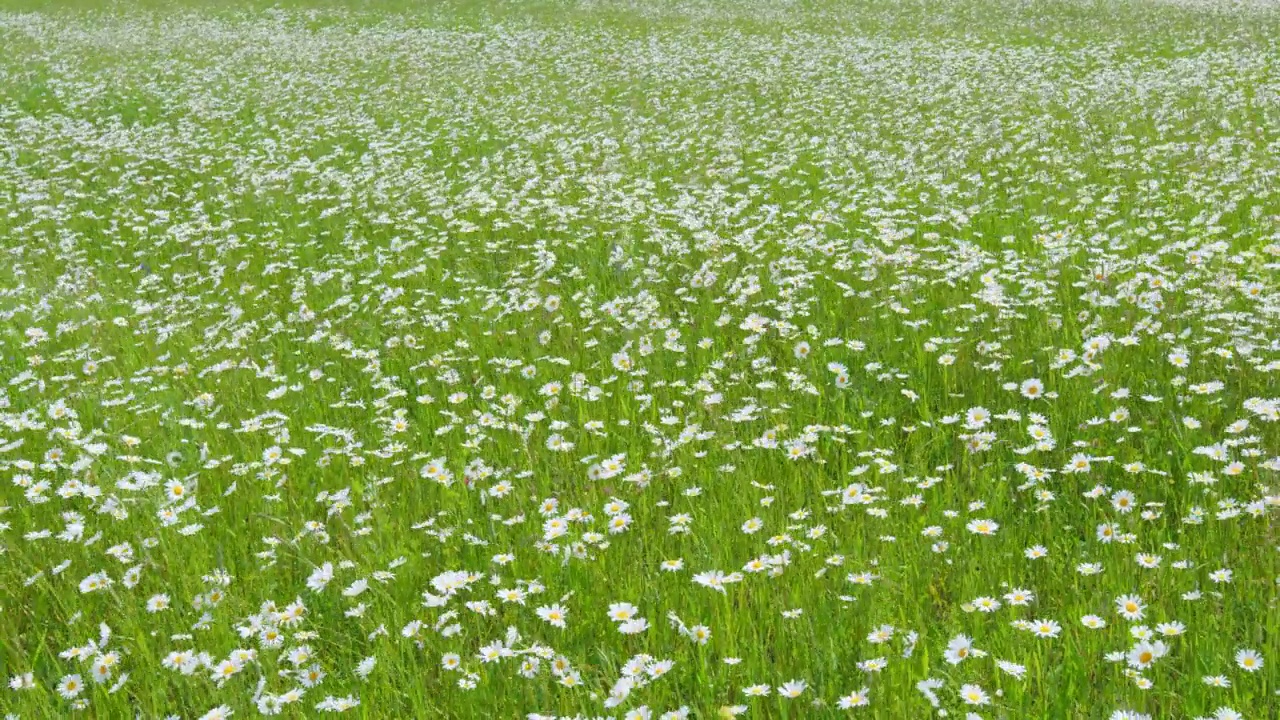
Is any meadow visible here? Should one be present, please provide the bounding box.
[0,0,1277,717]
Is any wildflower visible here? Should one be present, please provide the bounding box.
[944,635,974,664]
[57,674,84,699]
[778,680,807,698]
[1031,619,1061,638]
[1116,594,1145,621]
[1235,648,1263,672]
[536,604,568,628]
[966,519,999,535]
[1127,641,1168,669]
[837,687,870,708]
[959,683,989,705]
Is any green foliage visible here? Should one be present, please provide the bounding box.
[0,1,1277,719]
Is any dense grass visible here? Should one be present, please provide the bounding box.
[0,1,1277,718]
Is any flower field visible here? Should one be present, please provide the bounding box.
[0,1,1277,718]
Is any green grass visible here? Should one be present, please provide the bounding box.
[0,1,1277,718]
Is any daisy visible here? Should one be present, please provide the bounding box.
[837,687,870,708]
[944,634,974,664]
[1116,594,1145,621]
[778,680,807,698]
[1234,648,1263,672]
[857,657,887,673]
[536,604,568,628]
[1111,490,1136,513]
[57,674,84,699]
[959,683,989,706]
[966,518,999,535]
[974,596,1002,612]
[1135,553,1162,569]
[1031,619,1061,638]
[608,602,638,623]
[619,618,650,635]
[1004,588,1034,605]
[1127,641,1167,669]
